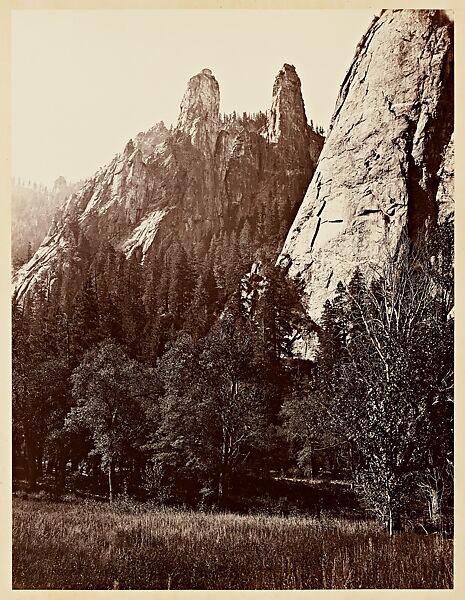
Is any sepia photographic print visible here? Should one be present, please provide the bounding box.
[8,1,457,592]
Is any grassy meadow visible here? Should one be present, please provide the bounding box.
[13,496,452,590]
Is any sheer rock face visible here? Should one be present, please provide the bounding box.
[177,68,220,155]
[436,134,454,224]
[267,64,323,168]
[278,9,454,322]
[268,65,308,143]
[13,66,323,301]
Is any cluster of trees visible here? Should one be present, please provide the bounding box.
[220,111,268,130]
[12,226,307,500]
[12,295,303,507]
[219,110,325,138]
[12,220,453,532]
[309,121,325,136]
[11,178,49,191]
[282,227,454,533]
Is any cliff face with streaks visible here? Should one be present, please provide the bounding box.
[278,9,454,322]
[13,65,323,302]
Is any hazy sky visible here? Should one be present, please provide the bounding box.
[12,9,376,188]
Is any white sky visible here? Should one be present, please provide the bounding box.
[12,9,376,188]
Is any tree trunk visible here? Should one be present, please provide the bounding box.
[217,477,223,505]
[308,445,314,480]
[24,433,37,490]
[36,442,44,479]
[218,436,230,506]
[108,459,114,503]
[90,455,100,488]
[46,459,55,477]
[54,448,67,497]
[428,488,442,527]
[218,462,228,506]
[108,408,118,502]
[349,442,354,489]
[387,507,402,536]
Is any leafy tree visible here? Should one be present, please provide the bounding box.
[201,317,270,501]
[146,334,207,503]
[317,237,453,533]
[280,229,453,532]
[12,293,71,489]
[152,318,271,506]
[65,341,159,501]
[280,372,349,480]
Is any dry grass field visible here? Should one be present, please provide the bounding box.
[12,497,453,589]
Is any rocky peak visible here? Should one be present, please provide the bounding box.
[177,68,220,154]
[13,64,323,304]
[134,121,169,159]
[278,9,454,324]
[267,63,309,144]
[123,139,135,157]
[52,176,67,194]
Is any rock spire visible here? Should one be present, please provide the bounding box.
[177,68,220,154]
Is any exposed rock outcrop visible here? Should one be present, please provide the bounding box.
[52,176,68,195]
[13,66,323,302]
[268,65,307,142]
[177,68,220,155]
[436,134,454,224]
[278,9,454,322]
[134,122,169,159]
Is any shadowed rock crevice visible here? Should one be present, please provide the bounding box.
[407,16,453,239]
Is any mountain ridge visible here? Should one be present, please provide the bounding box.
[13,64,323,304]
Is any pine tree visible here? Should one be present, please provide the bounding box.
[184,264,219,338]
[120,253,147,357]
[167,242,196,326]
[69,274,101,365]
[239,220,253,266]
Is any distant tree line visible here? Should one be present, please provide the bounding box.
[11,178,76,270]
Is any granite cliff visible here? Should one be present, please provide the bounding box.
[278,9,454,322]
